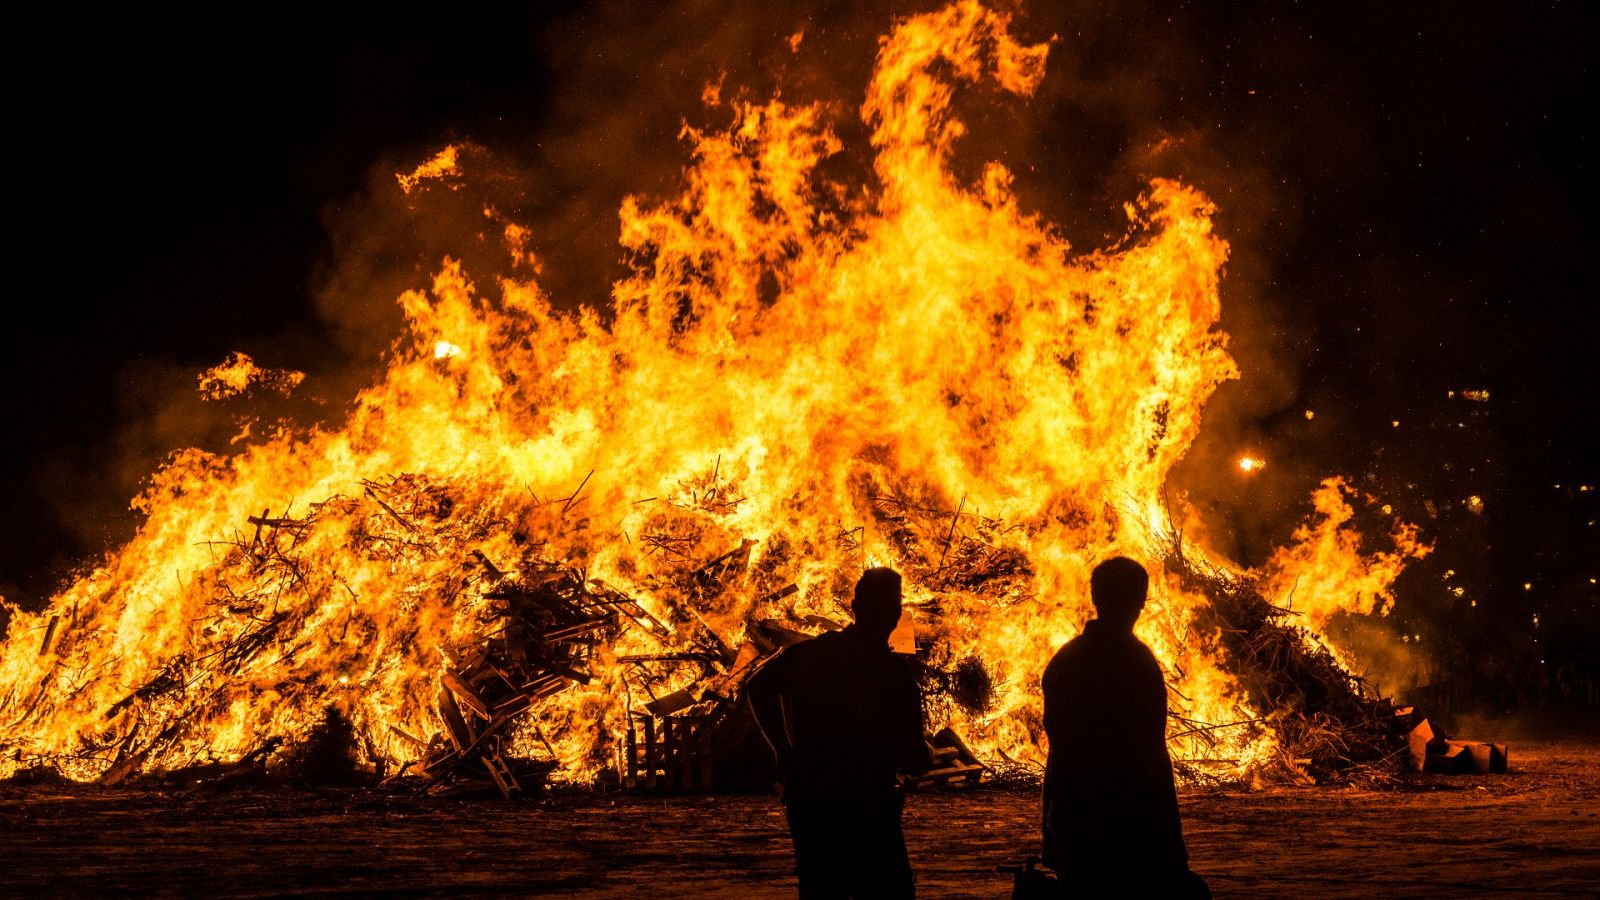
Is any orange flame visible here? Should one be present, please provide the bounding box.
[198,351,306,400]
[0,2,1422,785]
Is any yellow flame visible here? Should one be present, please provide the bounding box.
[1258,479,1431,632]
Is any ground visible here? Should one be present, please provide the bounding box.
[3,710,1597,898]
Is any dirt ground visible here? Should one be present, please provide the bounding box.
[3,709,1597,898]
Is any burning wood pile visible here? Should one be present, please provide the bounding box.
[7,464,1008,796]
[1159,537,1417,785]
[1,466,1427,797]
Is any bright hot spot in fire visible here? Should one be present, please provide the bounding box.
[0,2,1428,786]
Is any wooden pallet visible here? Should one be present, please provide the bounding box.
[623,712,717,792]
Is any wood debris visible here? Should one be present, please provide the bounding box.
[1405,717,1509,775]
[904,726,987,790]
[412,558,636,798]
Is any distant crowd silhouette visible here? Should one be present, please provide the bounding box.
[1407,651,1600,716]
[748,557,1211,898]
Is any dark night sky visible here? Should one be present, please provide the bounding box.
[3,3,1595,670]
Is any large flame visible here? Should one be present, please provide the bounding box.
[1,2,1423,785]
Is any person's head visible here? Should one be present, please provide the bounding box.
[1090,556,1148,631]
[852,567,903,642]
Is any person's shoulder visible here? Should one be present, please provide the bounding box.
[757,635,816,674]
[1042,634,1083,679]
[773,628,850,668]
[1128,635,1165,676]
[886,648,921,678]
[796,628,847,657]
[1130,634,1160,662]
[810,628,848,646]
[1046,631,1085,660]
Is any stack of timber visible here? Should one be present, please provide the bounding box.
[615,540,787,794]
[412,559,666,798]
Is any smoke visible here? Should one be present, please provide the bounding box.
[1322,611,1431,705]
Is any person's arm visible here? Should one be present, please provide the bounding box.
[892,659,933,776]
[1136,646,1171,749]
[1040,654,1060,865]
[1041,653,1062,736]
[745,649,797,776]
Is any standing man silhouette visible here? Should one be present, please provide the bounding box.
[1041,556,1209,898]
[747,567,932,898]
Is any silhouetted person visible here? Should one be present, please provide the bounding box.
[747,567,933,898]
[1041,556,1209,898]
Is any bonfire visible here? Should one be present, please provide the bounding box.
[0,1,1431,795]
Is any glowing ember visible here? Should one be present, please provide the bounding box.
[1237,456,1265,473]
[0,2,1423,786]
